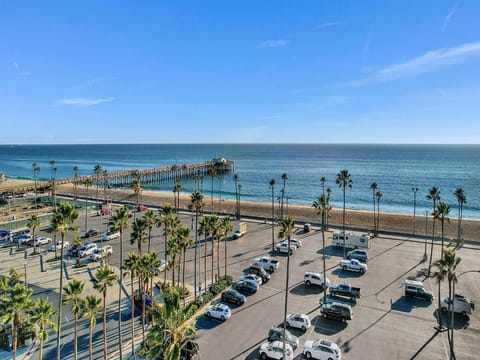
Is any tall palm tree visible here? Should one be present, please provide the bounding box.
[198,216,211,291]
[336,169,353,259]
[93,265,118,360]
[110,205,132,360]
[370,182,378,235]
[434,247,461,359]
[84,178,92,232]
[143,210,159,253]
[73,165,79,200]
[453,188,466,245]
[269,179,276,252]
[433,201,451,258]
[123,252,140,356]
[208,215,221,285]
[27,214,40,254]
[376,191,382,235]
[0,282,34,360]
[159,203,176,284]
[174,177,182,213]
[62,278,85,360]
[278,215,295,359]
[208,165,217,214]
[233,174,240,219]
[93,164,103,200]
[326,187,332,229]
[177,225,192,305]
[280,173,288,219]
[427,186,441,276]
[52,202,79,360]
[81,295,101,360]
[221,216,232,277]
[188,191,204,298]
[32,163,40,209]
[131,217,148,256]
[29,297,57,360]
[167,236,181,286]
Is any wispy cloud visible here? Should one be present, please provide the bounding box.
[12,62,32,76]
[257,40,288,48]
[13,62,19,70]
[342,41,480,86]
[55,97,115,107]
[442,2,460,32]
[314,21,344,30]
[72,77,115,89]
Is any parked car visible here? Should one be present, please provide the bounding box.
[204,303,231,321]
[0,230,10,238]
[90,245,112,261]
[79,243,97,258]
[154,259,167,275]
[102,231,120,241]
[441,294,475,315]
[340,259,368,274]
[268,327,299,349]
[240,273,263,286]
[304,272,330,288]
[286,313,311,332]
[329,282,361,300]
[320,302,353,323]
[276,241,297,254]
[402,279,434,301]
[252,256,279,272]
[248,265,271,282]
[32,236,51,246]
[259,341,293,360]
[50,241,69,252]
[232,280,258,294]
[289,238,303,248]
[303,339,342,360]
[303,223,311,232]
[137,205,147,212]
[221,289,246,305]
[346,249,369,262]
[68,245,82,257]
[100,208,111,216]
[17,234,33,245]
[84,229,99,238]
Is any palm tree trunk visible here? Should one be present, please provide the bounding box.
[428,213,436,276]
[282,238,291,358]
[182,248,186,306]
[13,316,18,360]
[89,324,93,360]
[39,340,43,360]
[56,233,66,360]
[103,292,108,360]
[211,236,215,284]
[118,230,124,360]
[130,274,135,357]
[224,235,227,277]
[204,235,207,289]
[74,315,78,360]
[322,227,327,305]
[342,188,346,259]
[163,231,168,284]
[216,236,220,280]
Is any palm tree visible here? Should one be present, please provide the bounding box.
[376,191,382,235]
[198,216,211,290]
[176,225,192,305]
[29,297,57,360]
[27,214,40,254]
[454,188,466,245]
[52,202,79,360]
[73,165,79,200]
[188,191,204,298]
[434,247,461,359]
[93,265,118,360]
[220,216,232,277]
[326,187,332,229]
[208,165,217,214]
[320,176,326,196]
[62,278,84,360]
[433,201,451,258]
[93,164,103,200]
[370,182,378,235]
[278,215,295,359]
[143,210,159,253]
[269,179,276,252]
[312,194,330,306]
[208,215,221,285]
[336,169,353,259]
[84,178,92,232]
[32,163,40,209]
[233,174,239,219]
[110,205,131,360]
[123,252,140,356]
[280,173,288,219]
[427,186,441,276]
[159,203,176,284]
[173,177,182,213]
[131,217,148,256]
[81,295,101,360]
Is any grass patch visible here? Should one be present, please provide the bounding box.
[46,257,61,263]
[15,247,27,252]
[73,262,87,269]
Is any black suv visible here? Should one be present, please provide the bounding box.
[232,281,257,294]
[320,302,353,323]
[248,265,270,282]
[346,249,368,262]
[221,289,246,305]
[268,327,299,349]
[68,245,81,258]
[84,229,99,238]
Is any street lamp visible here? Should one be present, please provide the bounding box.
[424,210,428,261]
[412,187,419,234]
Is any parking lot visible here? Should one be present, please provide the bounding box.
[190,221,480,360]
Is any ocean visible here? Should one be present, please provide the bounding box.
[0,144,479,219]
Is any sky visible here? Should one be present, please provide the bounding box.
[1,0,480,144]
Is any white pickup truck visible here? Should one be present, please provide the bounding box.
[340,259,367,274]
[253,256,280,272]
[441,294,475,316]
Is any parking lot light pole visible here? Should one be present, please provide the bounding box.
[412,187,418,234]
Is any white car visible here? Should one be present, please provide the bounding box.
[289,238,303,248]
[33,236,51,246]
[102,231,120,241]
[90,245,112,261]
[79,243,97,258]
[286,313,311,332]
[259,340,293,360]
[304,272,330,288]
[276,241,296,254]
[340,259,368,274]
[205,303,231,321]
[239,273,263,286]
[17,234,33,245]
[50,241,69,251]
[303,339,341,360]
[154,260,167,275]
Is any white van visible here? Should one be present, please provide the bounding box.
[233,222,247,239]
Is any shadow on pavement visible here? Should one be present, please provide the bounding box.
[318,245,343,257]
[434,309,470,330]
[194,314,226,330]
[312,314,347,335]
[289,283,326,296]
[391,296,432,313]
[331,268,364,279]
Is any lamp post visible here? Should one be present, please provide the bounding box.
[412,187,419,234]
[424,210,428,261]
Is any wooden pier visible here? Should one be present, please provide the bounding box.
[0,158,233,195]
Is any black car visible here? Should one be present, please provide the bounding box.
[248,265,271,283]
[320,302,353,323]
[232,280,258,294]
[84,229,99,238]
[221,289,246,305]
[68,245,81,257]
[268,327,299,349]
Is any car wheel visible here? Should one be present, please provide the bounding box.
[341,317,346,323]
[462,311,467,316]
[305,351,312,359]
[441,306,447,312]
[306,280,311,286]
[323,312,327,318]
[328,358,334,360]
[342,266,347,271]
[260,353,268,360]
[360,269,365,274]
[221,315,226,321]
[301,325,307,332]
[206,311,211,318]
[270,266,274,272]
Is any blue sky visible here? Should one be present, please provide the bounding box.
[1,1,480,144]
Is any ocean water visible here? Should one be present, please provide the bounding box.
[0,144,479,219]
